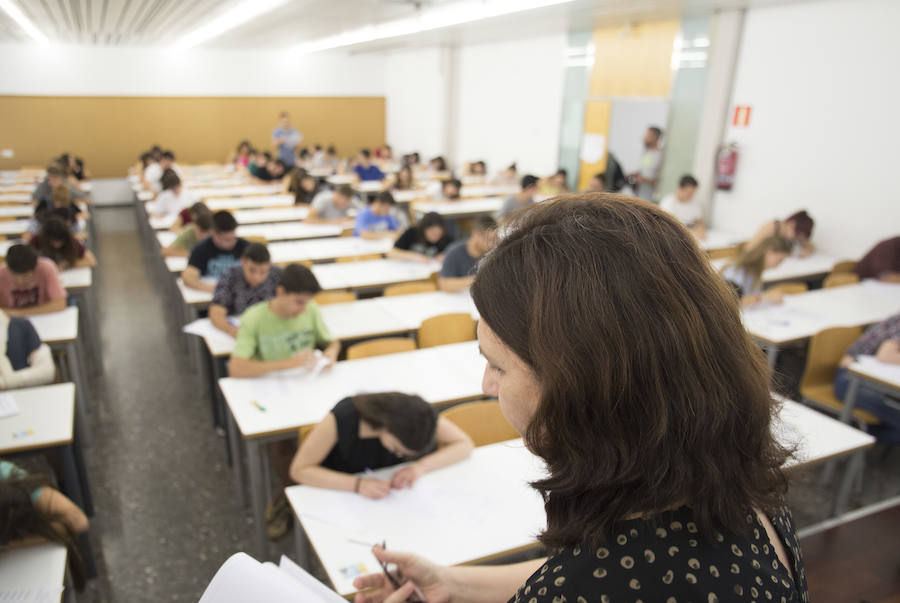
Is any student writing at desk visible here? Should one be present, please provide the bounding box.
[0,309,55,390]
[209,243,282,338]
[659,174,705,239]
[30,216,97,270]
[183,211,249,293]
[31,164,87,208]
[837,312,900,443]
[354,195,807,603]
[306,185,361,224]
[161,207,212,258]
[354,192,400,240]
[354,149,386,182]
[289,393,473,499]
[0,460,89,589]
[0,245,67,317]
[428,179,462,203]
[148,169,194,221]
[746,210,815,257]
[854,236,900,283]
[227,263,340,378]
[496,175,539,220]
[720,236,793,307]
[437,216,497,293]
[387,212,453,264]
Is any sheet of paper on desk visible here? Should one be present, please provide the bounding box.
[856,355,900,383]
[199,553,345,603]
[0,586,64,602]
[0,393,19,419]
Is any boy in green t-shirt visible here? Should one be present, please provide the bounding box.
[228,263,341,378]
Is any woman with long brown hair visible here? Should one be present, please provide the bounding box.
[722,236,793,307]
[353,194,807,603]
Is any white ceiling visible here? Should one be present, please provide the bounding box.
[0,0,818,49]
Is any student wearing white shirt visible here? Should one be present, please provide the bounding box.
[659,175,705,239]
[143,149,184,193]
[149,169,193,220]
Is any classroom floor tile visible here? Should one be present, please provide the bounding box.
[73,206,900,601]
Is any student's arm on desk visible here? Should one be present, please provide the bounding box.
[322,340,341,366]
[227,350,317,378]
[209,304,239,338]
[161,244,188,258]
[35,487,89,535]
[182,266,215,293]
[289,414,392,499]
[3,297,66,317]
[876,339,900,365]
[390,417,473,489]
[438,276,474,293]
[72,249,96,269]
[353,547,545,603]
[386,248,431,264]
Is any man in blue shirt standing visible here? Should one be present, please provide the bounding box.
[353,192,399,239]
[271,112,302,168]
[353,149,386,182]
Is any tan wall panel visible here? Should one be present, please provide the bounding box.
[589,21,679,98]
[0,96,385,178]
[577,101,612,191]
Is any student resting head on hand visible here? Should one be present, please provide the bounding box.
[353,193,807,603]
[289,392,473,500]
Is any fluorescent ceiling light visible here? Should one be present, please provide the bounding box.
[170,0,289,51]
[291,0,576,55]
[0,0,49,45]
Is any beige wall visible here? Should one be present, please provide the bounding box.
[0,96,385,178]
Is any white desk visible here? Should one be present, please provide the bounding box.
[166,256,188,273]
[326,174,357,185]
[0,383,91,516]
[712,253,839,285]
[157,231,177,248]
[236,222,343,242]
[59,267,92,291]
[0,205,33,218]
[267,238,393,265]
[460,184,518,198]
[287,440,546,596]
[0,195,33,206]
[184,178,249,188]
[184,291,477,358]
[310,259,438,291]
[0,219,31,237]
[233,207,311,225]
[842,355,900,424]
[413,198,502,219]
[220,341,486,555]
[205,194,295,211]
[0,543,68,602]
[743,280,900,368]
[391,189,429,203]
[700,230,746,252]
[0,185,34,194]
[289,397,874,596]
[136,190,154,202]
[356,181,386,194]
[190,185,283,200]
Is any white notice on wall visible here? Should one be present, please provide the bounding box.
[580,134,606,164]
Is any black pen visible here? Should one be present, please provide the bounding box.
[378,541,426,603]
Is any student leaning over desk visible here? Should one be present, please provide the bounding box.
[182,211,249,293]
[290,393,473,500]
[209,243,282,338]
[0,245,67,317]
[353,195,808,603]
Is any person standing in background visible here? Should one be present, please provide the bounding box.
[271,112,302,169]
[630,126,663,201]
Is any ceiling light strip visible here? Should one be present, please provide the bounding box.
[0,0,50,44]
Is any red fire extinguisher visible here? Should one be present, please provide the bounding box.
[716,143,739,190]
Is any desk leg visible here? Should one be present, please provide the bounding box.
[58,444,86,512]
[766,345,779,373]
[831,450,865,517]
[72,409,94,517]
[227,408,247,508]
[293,521,311,570]
[839,375,861,423]
[81,288,104,375]
[245,438,268,558]
[213,357,232,464]
[66,342,92,444]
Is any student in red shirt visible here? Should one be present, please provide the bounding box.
[0,245,67,317]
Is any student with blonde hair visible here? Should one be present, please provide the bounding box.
[721,236,793,307]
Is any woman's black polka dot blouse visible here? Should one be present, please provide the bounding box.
[509,506,808,603]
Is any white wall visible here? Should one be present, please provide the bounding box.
[0,43,386,96]
[711,0,900,259]
[383,47,448,161]
[454,34,566,177]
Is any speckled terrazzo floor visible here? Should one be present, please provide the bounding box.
[73,206,900,601]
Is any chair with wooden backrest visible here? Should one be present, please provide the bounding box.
[831,260,857,273]
[823,272,860,288]
[245,235,268,245]
[346,337,416,360]
[337,253,383,263]
[799,326,880,427]
[708,246,739,260]
[384,281,437,297]
[440,400,519,447]
[314,291,356,305]
[767,282,808,296]
[418,313,477,348]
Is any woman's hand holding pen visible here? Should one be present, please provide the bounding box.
[390,464,423,489]
[353,546,449,603]
[358,478,392,499]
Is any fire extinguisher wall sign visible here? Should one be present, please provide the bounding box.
[716,143,739,191]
